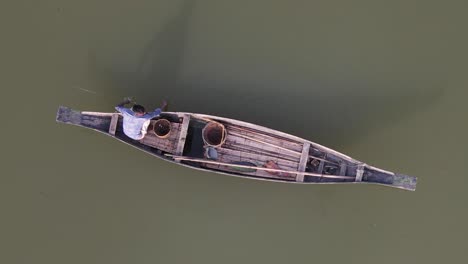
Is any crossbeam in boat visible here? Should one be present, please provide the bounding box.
[317,154,326,174]
[355,164,366,182]
[108,113,119,135]
[174,114,190,159]
[296,142,311,182]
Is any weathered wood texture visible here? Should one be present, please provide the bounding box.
[139,121,181,154]
[216,147,299,170]
[56,106,417,191]
[355,164,365,182]
[109,114,119,135]
[174,114,190,157]
[203,147,297,180]
[339,163,347,176]
[56,106,82,125]
[224,133,301,163]
[190,113,306,143]
[169,155,354,180]
[296,142,311,182]
[317,159,325,174]
[199,124,302,180]
[225,125,303,152]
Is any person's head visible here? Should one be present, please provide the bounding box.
[132,104,146,116]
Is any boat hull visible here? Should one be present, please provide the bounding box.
[56,106,417,191]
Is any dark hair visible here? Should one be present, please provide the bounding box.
[132,104,145,114]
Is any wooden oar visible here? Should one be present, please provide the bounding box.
[164,154,355,180]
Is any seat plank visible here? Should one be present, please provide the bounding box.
[174,114,191,159]
[296,142,311,182]
[355,164,366,182]
[108,113,119,135]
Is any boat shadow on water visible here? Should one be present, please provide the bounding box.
[70,0,443,192]
[112,0,442,148]
[82,0,443,150]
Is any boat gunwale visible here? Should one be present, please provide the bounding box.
[55,106,416,191]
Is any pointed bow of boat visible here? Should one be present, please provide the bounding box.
[391,174,417,191]
[56,106,82,125]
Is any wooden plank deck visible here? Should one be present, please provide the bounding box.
[216,147,299,170]
[193,121,306,181]
[201,145,298,181]
[192,113,307,143]
[225,125,303,152]
[139,121,181,154]
[224,133,302,163]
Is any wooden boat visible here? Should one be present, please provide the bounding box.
[56,106,417,191]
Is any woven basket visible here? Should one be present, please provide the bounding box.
[202,121,226,147]
[152,119,171,138]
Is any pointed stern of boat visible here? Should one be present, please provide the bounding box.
[363,167,417,191]
[391,174,417,191]
[56,106,82,125]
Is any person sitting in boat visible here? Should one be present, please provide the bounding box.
[115,97,167,140]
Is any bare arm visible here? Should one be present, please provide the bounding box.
[160,100,168,111]
[117,97,134,107]
[146,101,167,119]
